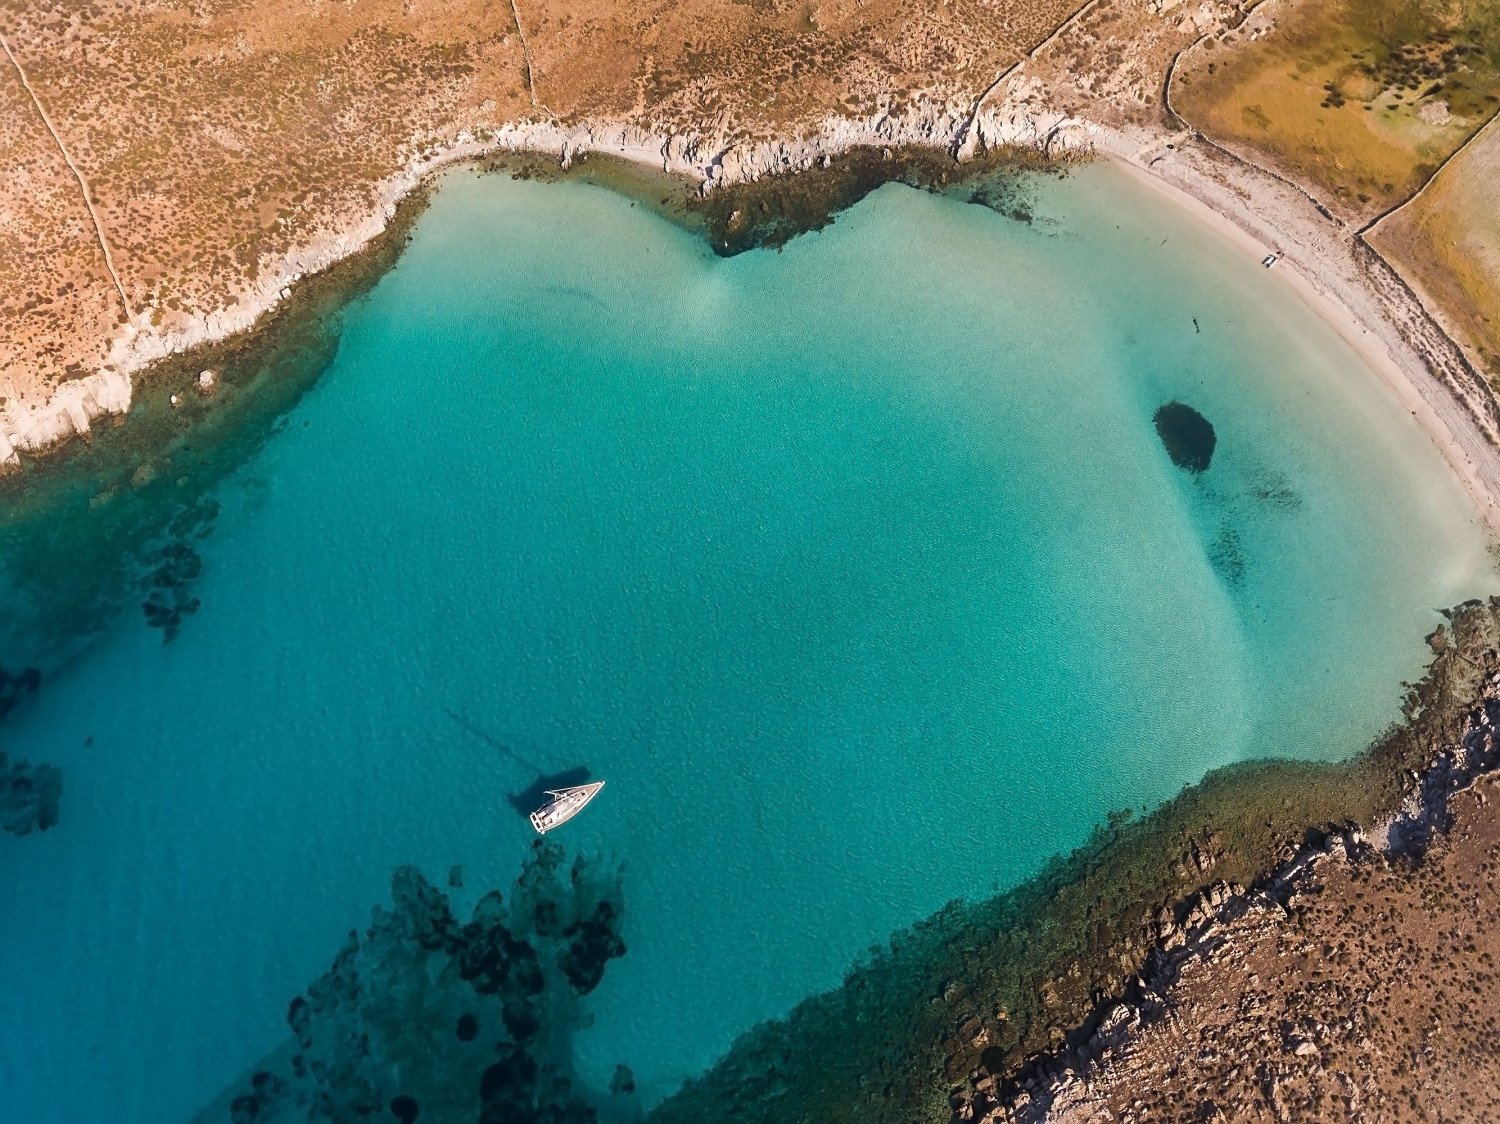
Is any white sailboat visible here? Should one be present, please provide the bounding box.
[528,781,605,834]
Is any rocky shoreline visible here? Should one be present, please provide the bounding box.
[966,599,1500,1122]
[0,748,62,838]
[13,92,1500,557]
[0,102,1091,474]
[640,599,1500,1124]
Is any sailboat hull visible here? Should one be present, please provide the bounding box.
[528,781,605,834]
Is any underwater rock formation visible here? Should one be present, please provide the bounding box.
[1,750,62,837]
[138,498,219,644]
[0,663,42,721]
[142,541,204,642]
[224,841,635,1123]
[1152,402,1216,473]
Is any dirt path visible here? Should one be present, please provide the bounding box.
[508,0,539,110]
[0,28,130,321]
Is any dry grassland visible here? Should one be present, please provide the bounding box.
[1174,0,1500,221]
[0,0,1085,404]
[1373,118,1500,385]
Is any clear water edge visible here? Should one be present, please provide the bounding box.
[0,163,1494,1121]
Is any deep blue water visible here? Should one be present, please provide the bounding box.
[0,164,1494,1121]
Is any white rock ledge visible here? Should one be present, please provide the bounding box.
[1,105,1092,471]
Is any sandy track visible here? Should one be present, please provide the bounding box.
[0,30,129,320]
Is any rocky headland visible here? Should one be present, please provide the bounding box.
[969,602,1500,1123]
[637,601,1500,1124]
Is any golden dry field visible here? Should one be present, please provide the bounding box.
[1174,0,1500,220]
[1373,118,1500,380]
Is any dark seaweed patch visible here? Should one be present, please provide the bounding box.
[1153,401,1217,473]
[224,842,631,1121]
[141,541,205,642]
[1252,472,1303,512]
[1209,527,1247,586]
[1,749,62,837]
[0,664,41,721]
[966,179,1036,224]
[690,145,1064,256]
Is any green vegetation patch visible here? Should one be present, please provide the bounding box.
[1178,0,1500,217]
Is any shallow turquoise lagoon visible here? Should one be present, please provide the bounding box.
[1,164,1494,1121]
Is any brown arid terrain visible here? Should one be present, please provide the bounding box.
[0,0,1111,460]
[1371,114,1500,383]
[981,652,1500,1123]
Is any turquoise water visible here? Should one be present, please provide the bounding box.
[0,164,1494,1121]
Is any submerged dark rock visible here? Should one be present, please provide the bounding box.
[141,540,206,642]
[1,750,62,837]
[0,664,42,721]
[1209,527,1246,586]
[560,900,628,996]
[610,1065,637,1097]
[220,841,627,1122]
[1153,401,1217,474]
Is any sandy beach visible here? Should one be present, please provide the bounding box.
[1099,133,1500,540]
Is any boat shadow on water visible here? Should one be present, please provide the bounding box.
[506,765,594,818]
[443,706,592,821]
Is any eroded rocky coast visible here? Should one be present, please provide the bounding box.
[981,605,1500,1122]
[642,600,1500,1124]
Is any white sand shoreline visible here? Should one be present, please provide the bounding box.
[1098,135,1500,540]
[8,107,1500,551]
